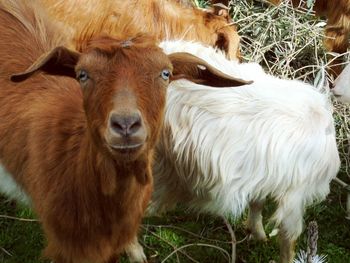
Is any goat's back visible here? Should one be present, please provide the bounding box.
[154,77,339,216]
[39,0,240,60]
[0,0,70,75]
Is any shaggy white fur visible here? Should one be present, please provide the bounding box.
[152,77,338,233]
[152,40,340,263]
[0,164,29,204]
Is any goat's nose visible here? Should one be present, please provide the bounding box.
[109,113,142,137]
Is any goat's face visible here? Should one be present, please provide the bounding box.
[76,39,172,160]
[10,36,172,161]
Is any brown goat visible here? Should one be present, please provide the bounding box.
[0,1,248,262]
[38,0,241,60]
[270,0,350,77]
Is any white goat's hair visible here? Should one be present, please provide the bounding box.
[332,63,350,103]
[0,164,30,204]
[153,40,340,242]
[293,251,327,263]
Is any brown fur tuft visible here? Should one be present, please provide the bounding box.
[0,1,170,262]
[39,0,241,60]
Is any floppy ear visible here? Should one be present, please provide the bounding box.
[10,46,80,82]
[213,1,232,20]
[168,52,252,87]
[212,3,231,22]
[215,30,230,56]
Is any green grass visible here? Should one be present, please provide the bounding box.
[0,200,48,263]
[1,179,350,262]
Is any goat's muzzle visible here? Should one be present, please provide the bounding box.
[105,111,146,157]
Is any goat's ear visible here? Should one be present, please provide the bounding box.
[10,46,80,82]
[215,30,230,56]
[212,3,231,22]
[168,52,252,87]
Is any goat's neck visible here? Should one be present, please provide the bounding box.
[79,132,152,197]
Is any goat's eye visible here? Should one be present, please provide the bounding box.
[160,69,170,81]
[77,70,89,83]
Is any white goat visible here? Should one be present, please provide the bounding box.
[331,63,350,220]
[332,63,350,102]
[149,41,340,263]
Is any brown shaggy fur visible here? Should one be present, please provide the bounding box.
[0,1,247,261]
[39,0,241,60]
[271,0,350,77]
[0,1,173,262]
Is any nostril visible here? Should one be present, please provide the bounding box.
[128,116,142,134]
[110,114,142,137]
[110,116,126,135]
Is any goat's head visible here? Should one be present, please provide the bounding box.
[204,8,241,61]
[74,36,173,160]
[10,35,248,161]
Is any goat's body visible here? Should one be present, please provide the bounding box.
[0,1,154,262]
[332,63,350,102]
[151,41,340,262]
[153,78,338,223]
[39,0,240,59]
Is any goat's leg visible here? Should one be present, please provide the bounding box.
[148,161,185,215]
[147,185,179,215]
[278,225,296,263]
[246,199,267,241]
[125,236,147,263]
[273,193,304,263]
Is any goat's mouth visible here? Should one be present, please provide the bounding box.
[110,143,143,151]
[104,124,147,157]
[107,142,144,155]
